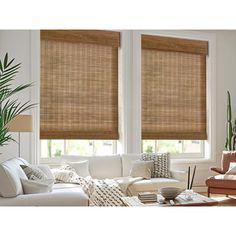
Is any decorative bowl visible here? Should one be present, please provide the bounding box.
[160,187,184,200]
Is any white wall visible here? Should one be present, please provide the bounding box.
[0,30,236,189]
[172,30,236,190]
[215,30,236,161]
[0,30,38,163]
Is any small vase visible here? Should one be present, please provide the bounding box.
[185,189,194,200]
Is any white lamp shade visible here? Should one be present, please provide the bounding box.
[6,115,33,132]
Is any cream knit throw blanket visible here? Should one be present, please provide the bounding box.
[52,165,142,206]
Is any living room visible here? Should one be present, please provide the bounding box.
[1,1,235,235]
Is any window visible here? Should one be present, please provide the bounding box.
[142,140,204,158]
[40,30,120,160]
[40,30,120,140]
[41,140,117,158]
[141,33,208,158]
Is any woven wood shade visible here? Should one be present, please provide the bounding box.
[40,30,119,139]
[142,35,208,140]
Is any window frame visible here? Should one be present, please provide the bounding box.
[142,140,205,159]
[40,139,118,163]
[39,30,121,164]
[138,30,216,162]
[36,30,216,164]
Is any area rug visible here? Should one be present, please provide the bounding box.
[207,194,236,206]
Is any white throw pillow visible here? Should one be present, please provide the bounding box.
[67,160,90,177]
[21,179,54,194]
[225,162,236,175]
[129,160,153,179]
[35,165,54,180]
[51,168,77,182]
[121,154,141,177]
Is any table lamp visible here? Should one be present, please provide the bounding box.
[6,115,33,157]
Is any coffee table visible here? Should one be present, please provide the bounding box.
[121,192,218,206]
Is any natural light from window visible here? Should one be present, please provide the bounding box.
[142,140,204,158]
[41,140,117,158]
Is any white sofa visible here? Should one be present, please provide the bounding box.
[61,154,187,196]
[0,157,88,206]
[0,154,187,206]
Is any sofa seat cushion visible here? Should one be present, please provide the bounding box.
[206,175,236,189]
[21,179,54,194]
[0,184,88,206]
[0,157,29,197]
[128,178,184,196]
[53,183,81,190]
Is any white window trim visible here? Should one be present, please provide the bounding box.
[136,30,216,163]
[40,140,117,161]
[33,30,216,164]
[142,140,205,159]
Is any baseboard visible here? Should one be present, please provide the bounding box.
[192,186,207,193]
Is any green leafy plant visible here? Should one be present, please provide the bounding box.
[0,53,35,147]
[145,145,153,153]
[54,149,62,157]
[225,91,236,151]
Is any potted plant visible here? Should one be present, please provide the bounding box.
[225,91,236,151]
[221,90,236,167]
[0,53,35,147]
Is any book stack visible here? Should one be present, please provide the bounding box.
[138,192,157,203]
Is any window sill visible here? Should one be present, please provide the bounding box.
[40,157,62,165]
[171,157,216,164]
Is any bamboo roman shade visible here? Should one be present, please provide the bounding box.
[142,34,208,140]
[40,30,120,139]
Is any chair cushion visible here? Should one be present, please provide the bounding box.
[206,175,236,188]
[222,151,236,173]
[0,157,29,197]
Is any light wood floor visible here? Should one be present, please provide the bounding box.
[200,192,236,206]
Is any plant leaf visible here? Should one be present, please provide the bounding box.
[6,58,15,68]
[3,53,8,68]
[0,60,3,72]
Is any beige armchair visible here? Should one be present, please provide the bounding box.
[206,151,236,197]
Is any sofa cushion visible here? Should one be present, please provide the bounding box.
[62,155,122,179]
[121,154,141,176]
[21,164,48,180]
[67,160,90,177]
[36,165,54,180]
[141,153,171,178]
[128,178,184,196]
[0,183,88,206]
[129,160,153,179]
[21,179,54,194]
[89,155,122,179]
[0,157,28,197]
[51,168,77,182]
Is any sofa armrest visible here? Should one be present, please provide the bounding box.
[210,167,224,174]
[170,170,188,182]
